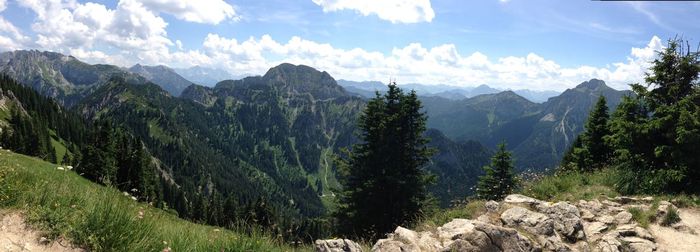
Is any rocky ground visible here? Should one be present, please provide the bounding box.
[316,194,699,252]
[0,211,83,252]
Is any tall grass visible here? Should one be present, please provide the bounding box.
[0,150,305,251]
[519,169,619,202]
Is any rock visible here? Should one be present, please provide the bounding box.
[602,200,622,208]
[501,207,554,236]
[539,202,585,242]
[580,209,596,221]
[597,233,622,252]
[615,224,654,241]
[38,236,49,244]
[315,239,363,252]
[485,200,500,213]
[615,211,633,224]
[597,215,616,225]
[620,237,656,252]
[504,194,547,208]
[374,219,539,252]
[584,221,608,237]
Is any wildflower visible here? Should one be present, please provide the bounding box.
[130,188,138,193]
[131,196,137,201]
[213,229,220,232]
[123,192,130,197]
[162,247,171,252]
[137,209,144,219]
[56,167,65,171]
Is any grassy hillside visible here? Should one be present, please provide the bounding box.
[0,150,305,251]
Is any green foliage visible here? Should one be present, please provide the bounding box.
[628,203,658,228]
[335,83,436,240]
[560,96,612,171]
[661,206,681,226]
[0,150,297,251]
[608,38,700,194]
[476,142,517,201]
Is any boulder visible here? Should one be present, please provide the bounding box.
[504,194,547,208]
[501,207,554,236]
[485,200,500,213]
[615,211,633,224]
[315,239,363,252]
[539,202,585,242]
[620,237,656,252]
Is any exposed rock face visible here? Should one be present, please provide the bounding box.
[335,194,693,252]
[315,239,363,252]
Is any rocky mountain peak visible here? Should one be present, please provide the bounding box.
[576,79,609,91]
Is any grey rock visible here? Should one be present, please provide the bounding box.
[501,207,555,236]
[620,236,657,252]
[539,202,585,242]
[615,211,633,224]
[315,239,363,252]
[485,200,500,213]
[504,194,547,208]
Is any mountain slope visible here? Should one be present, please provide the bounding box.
[0,150,295,251]
[128,64,194,96]
[422,79,630,171]
[0,50,147,107]
[512,79,631,170]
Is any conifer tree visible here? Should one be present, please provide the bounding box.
[609,38,700,194]
[583,96,611,168]
[476,142,517,201]
[335,83,435,240]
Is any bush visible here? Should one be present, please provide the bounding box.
[661,207,681,226]
[628,203,658,228]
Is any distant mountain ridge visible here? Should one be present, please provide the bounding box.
[174,66,237,87]
[337,79,561,103]
[422,79,632,170]
[128,64,194,96]
[0,50,148,106]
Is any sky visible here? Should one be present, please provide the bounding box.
[0,0,699,91]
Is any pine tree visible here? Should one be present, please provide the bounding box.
[335,83,435,240]
[476,142,517,201]
[582,96,611,168]
[609,38,700,194]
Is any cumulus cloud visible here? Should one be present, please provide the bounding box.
[312,0,435,23]
[169,34,661,91]
[139,0,238,24]
[9,0,663,91]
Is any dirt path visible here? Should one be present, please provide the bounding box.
[0,211,83,252]
[650,208,700,252]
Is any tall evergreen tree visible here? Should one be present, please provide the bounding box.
[561,96,612,171]
[476,142,517,201]
[609,38,700,194]
[335,83,435,240]
[583,96,611,168]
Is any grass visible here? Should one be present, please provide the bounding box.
[661,206,681,226]
[519,169,619,202]
[416,200,486,230]
[0,150,307,251]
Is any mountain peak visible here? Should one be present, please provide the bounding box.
[262,63,347,99]
[575,79,608,90]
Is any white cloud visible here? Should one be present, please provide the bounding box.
[139,0,238,24]
[187,34,663,91]
[0,0,7,12]
[312,0,435,23]
[7,0,663,91]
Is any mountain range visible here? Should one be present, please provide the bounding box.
[422,79,631,170]
[173,66,239,87]
[0,49,630,211]
[337,79,561,103]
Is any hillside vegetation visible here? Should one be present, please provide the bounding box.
[0,150,301,251]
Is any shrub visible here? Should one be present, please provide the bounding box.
[661,207,681,226]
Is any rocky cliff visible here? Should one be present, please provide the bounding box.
[317,194,698,252]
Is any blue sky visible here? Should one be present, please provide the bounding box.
[0,0,699,91]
